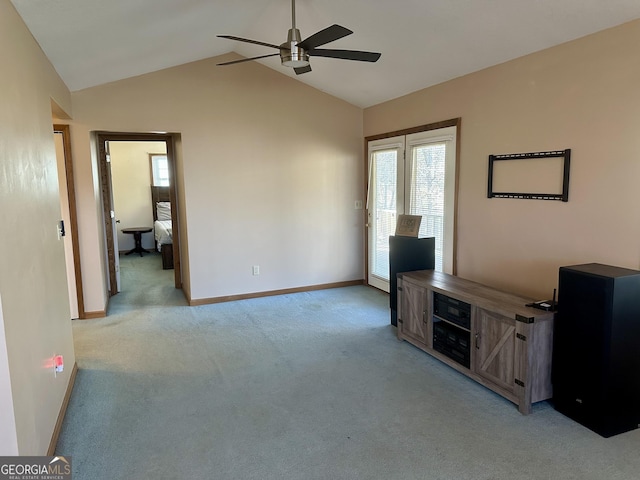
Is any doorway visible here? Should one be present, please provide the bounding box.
[365,119,460,293]
[96,132,181,299]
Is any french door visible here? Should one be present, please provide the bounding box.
[367,124,458,292]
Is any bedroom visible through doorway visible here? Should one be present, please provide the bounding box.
[110,142,172,291]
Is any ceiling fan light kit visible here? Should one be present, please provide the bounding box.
[217,0,380,74]
[281,28,310,67]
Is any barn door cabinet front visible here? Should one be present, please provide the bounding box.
[397,276,431,351]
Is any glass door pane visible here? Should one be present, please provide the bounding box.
[405,125,456,274]
[368,147,400,292]
[408,142,446,271]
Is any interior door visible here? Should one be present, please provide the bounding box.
[366,136,404,292]
[54,131,78,318]
[99,140,120,295]
[53,124,85,318]
[107,142,121,293]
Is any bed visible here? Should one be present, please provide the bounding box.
[151,186,174,270]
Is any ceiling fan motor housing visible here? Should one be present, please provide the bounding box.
[280,28,309,67]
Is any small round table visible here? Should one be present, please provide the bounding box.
[122,227,153,256]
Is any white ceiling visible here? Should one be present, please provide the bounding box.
[11,0,640,108]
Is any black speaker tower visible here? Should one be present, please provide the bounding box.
[552,263,640,437]
[388,236,435,326]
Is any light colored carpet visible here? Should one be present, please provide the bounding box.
[56,253,640,479]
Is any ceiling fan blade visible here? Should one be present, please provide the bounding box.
[309,49,381,62]
[217,53,280,66]
[217,35,284,50]
[297,24,352,50]
[294,65,312,75]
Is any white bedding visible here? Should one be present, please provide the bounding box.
[154,220,173,251]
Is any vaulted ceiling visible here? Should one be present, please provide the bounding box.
[11,0,640,108]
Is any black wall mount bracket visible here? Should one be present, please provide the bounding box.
[488,149,571,202]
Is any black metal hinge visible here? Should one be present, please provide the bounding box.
[398,318,403,324]
[515,378,525,387]
[398,287,403,291]
[516,333,527,342]
[516,314,534,324]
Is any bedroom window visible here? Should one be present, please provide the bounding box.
[150,154,170,186]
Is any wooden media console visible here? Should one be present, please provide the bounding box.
[397,270,554,415]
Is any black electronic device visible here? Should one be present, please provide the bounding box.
[552,263,640,438]
[433,320,470,369]
[389,236,435,326]
[526,289,557,312]
[433,292,471,330]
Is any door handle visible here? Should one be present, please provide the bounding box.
[475,333,480,349]
[423,310,427,324]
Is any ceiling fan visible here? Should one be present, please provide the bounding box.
[217,0,381,74]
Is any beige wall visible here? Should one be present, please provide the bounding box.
[110,141,167,251]
[69,53,365,306]
[364,19,640,299]
[0,0,75,454]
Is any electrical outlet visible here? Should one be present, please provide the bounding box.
[252,265,260,276]
[354,200,363,210]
